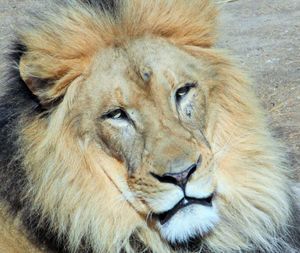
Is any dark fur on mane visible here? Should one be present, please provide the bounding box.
[0,1,120,252]
[0,42,35,212]
[0,41,72,252]
[82,0,118,14]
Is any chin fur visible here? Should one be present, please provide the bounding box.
[158,204,219,244]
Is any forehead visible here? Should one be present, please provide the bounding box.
[128,38,201,75]
[85,38,201,105]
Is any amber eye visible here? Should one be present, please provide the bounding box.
[104,109,129,120]
[175,82,197,102]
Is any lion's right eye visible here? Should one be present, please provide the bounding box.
[103,109,129,120]
[175,82,197,103]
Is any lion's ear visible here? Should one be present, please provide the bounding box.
[19,55,54,107]
[19,52,84,108]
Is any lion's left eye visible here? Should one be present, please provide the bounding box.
[175,83,197,102]
[103,109,129,120]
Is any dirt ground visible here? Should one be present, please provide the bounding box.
[0,0,299,178]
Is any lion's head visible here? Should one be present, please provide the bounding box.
[1,0,299,253]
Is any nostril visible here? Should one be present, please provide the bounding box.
[150,163,198,188]
[150,173,178,185]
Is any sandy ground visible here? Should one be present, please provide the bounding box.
[0,0,299,178]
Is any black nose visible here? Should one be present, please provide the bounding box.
[151,163,197,189]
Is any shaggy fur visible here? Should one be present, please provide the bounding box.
[0,0,299,253]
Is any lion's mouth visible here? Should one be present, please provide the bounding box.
[156,194,214,225]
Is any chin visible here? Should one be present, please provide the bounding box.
[157,204,219,246]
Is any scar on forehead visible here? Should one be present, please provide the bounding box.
[139,66,152,83]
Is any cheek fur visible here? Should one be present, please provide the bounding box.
[97,123,143,170]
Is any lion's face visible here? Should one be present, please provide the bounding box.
[20,33,293,252]
[75,38,219,245]
[13,1,297,252]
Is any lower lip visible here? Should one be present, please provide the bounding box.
[158,203,192,225]
[157,196,213,225]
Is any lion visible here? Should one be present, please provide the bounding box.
[0,0,299,252]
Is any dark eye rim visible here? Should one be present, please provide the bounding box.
[102,108,129,120]
[175,82,198,102]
